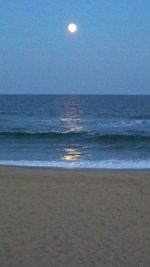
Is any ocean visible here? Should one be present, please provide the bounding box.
[0,95,150,169]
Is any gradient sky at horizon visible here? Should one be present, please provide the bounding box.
[0,0,150,94]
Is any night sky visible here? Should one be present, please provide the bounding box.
[0,0,150,94]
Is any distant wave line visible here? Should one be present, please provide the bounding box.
[0,131,150,143]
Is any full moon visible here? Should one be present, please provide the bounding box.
[68,23,77,33]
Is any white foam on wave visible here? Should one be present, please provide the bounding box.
[0,159,150,169]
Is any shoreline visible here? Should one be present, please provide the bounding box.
[0,158,150,170]
[1,164,150,171]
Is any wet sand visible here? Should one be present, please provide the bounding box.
[0,167,150,267]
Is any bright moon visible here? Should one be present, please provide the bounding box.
[68,23,77,33]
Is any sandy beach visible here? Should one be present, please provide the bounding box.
[0,167,149,267]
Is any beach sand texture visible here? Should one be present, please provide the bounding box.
[0,167,150,267]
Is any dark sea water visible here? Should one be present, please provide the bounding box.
[0,95,150,168]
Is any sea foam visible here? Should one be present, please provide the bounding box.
[0,159,150,169]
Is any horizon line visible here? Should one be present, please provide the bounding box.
[0,93,150,96]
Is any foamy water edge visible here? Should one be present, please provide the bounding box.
[0,160,150,169]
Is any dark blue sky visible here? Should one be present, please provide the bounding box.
[0,0,150,94]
